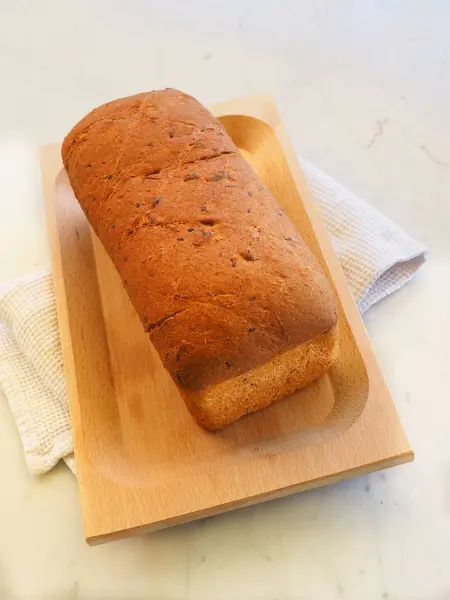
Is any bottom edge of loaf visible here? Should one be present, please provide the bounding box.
[179,323,339,431]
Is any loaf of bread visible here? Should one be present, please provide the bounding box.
[62,89,339,430]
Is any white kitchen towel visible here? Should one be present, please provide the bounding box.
[0,274,76,475]
[0,160,426,475]
[301,159,427,313]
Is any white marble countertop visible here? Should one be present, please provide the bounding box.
[0,1,449,598]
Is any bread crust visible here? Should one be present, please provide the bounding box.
[182,324,339,430]
[62,89,339,426]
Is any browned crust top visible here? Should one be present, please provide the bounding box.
[62,89,338,391]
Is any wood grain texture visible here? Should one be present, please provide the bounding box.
[40,94,413,545]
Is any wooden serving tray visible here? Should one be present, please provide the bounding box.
[41,94,413,545]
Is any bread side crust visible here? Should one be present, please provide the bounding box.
[181,323,339,430]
